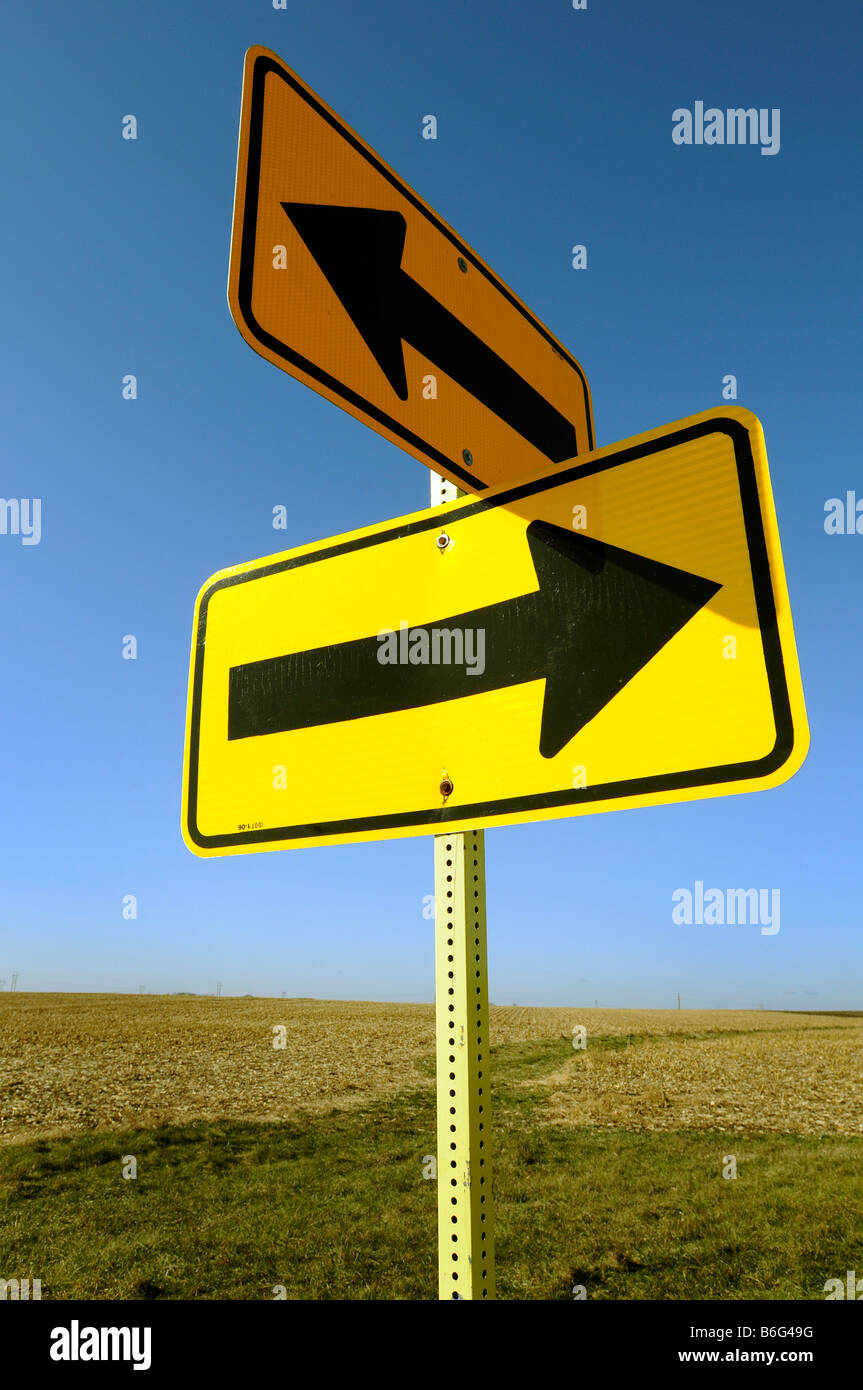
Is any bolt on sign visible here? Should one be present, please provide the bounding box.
[227,46,594,494]
[182,408,808,855]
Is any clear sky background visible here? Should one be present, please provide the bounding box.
[1,0,860,1008]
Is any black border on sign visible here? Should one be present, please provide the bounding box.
[185,417,797,849]
[234,53,595,491]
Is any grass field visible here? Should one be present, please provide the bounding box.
[1,995,861,1299]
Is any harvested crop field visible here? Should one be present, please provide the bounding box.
[1,994,860,1147]
[0,994,436,1146]
[537,1026,863,1135]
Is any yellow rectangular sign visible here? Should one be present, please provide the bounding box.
[182,408,808,855]
[227,46,594,493]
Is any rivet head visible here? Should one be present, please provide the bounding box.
[457,257,468,273]
[436,532,451,551]
[440,777,454,798]
[462,449,473,466]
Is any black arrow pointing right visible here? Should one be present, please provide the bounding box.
[282,203,580,464]
[228,521,721,758]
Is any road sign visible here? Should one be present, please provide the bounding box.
[227,46,594,493]
[182,407,808,855]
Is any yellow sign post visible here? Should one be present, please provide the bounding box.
[182,407,808,858]
[227,46,594,494]
[434,825,494,1299]
[430,470,495,1300]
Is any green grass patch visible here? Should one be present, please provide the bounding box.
[1,1039,860,1300]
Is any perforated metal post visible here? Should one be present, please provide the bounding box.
[431,469,496,1301]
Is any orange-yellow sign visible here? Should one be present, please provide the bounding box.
[227,46,594,493]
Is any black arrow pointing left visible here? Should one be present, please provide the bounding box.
[282,203,579,464]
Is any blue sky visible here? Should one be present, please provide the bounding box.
[1,0,860,1008]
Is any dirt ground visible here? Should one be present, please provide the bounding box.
[535,1023,863,1135]
[1,994,860,1145]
